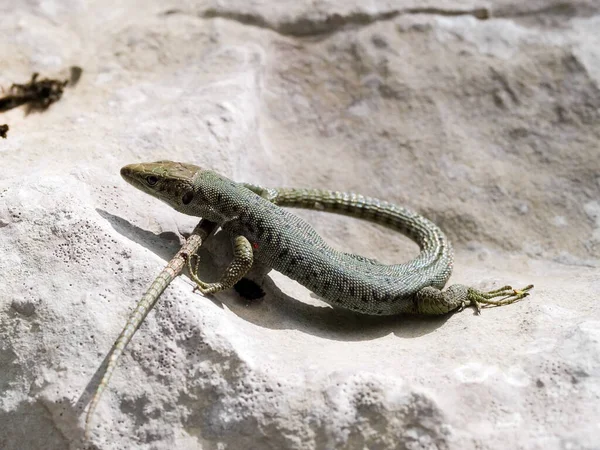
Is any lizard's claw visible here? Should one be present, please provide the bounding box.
[467,284,533,311]
[187,253,211,292]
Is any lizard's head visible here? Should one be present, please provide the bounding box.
[120,161,201,213]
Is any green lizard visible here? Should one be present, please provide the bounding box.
[85,161,532,436]
[120,161,532,315]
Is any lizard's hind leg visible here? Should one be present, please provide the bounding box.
[472,284,534,309]
[187,234,254,295]
[414,284,533,315]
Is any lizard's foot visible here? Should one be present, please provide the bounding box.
[186,235,254,296]
[414,284,534,315]
[234,278,266,300]
[467,284,534,313]
[187,253,223,295]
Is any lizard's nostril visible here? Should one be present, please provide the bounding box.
[120,165,133,179]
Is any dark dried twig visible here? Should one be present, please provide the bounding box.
[0,73,68,113]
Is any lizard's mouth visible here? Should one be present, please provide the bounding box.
[119,164,135,181]
[120,163,146,191]
[121,164,132,180]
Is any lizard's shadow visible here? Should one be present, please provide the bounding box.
[100,210,455,341]
[212,275,452,342]
[198,228,453,341]
[96,209,184,260]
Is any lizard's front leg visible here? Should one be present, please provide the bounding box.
[187,234,254,295]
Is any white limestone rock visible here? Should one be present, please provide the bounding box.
[1,1,599,449]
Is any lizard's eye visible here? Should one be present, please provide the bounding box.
[182,191,194,205]
[146,175,158,186]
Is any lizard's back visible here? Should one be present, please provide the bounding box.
[225,183,454,315]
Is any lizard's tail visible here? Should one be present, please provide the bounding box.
[271,188,453,288]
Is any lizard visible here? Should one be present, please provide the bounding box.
[120,160,532,316]
[85,160,532,436]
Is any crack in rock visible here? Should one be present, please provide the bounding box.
[194,2,598,38]
[198,7,491,37]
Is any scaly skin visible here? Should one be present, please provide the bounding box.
[120,161,532,316]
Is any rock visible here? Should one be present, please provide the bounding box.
[0,2,599,449]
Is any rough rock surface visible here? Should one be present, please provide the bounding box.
[1,1,599,449]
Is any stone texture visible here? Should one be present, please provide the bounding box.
[0,1,599,449]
